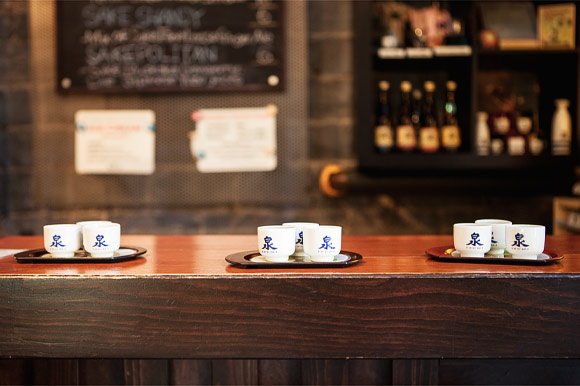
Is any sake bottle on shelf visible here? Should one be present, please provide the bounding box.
[373,80,394,153]
[475,111,491,156]
[411,88,423,148]
[552,98,572,156]
[396,81,416,152]
[441,80,461,152]
[419,81,439,153]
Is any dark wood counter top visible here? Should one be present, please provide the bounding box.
[1,234,578,277]
[1,235,579,360]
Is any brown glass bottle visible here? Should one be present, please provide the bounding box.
[419,81,439,153]
[396,81,416,152]
[441,80,461,152]
[374,81,394,153]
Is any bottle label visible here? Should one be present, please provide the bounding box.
[552,140,571,155]
[441,125,460,150]
[419,126,439,152]
[374,125,394,149]
[396,125,416,151]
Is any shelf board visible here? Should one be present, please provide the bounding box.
[355,153,576,194]
[478,48,579,56]
[359,153,575,172]
[377,46,473,60]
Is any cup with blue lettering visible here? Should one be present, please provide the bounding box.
[257,225,296,262]
[44,224,81,258]
[83,222,121,258]
[282,222,319,257]
[505,224,545,260]
[474,219,512,256]
[453,223,492,257]
[76,220,112,246]
[303,225,342,262]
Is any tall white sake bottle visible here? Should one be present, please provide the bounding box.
[551,99,572,155]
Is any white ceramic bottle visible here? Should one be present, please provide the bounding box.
[551,99,572,156]
[475,112,491,155]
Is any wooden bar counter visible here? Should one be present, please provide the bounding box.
[1,234,580,362]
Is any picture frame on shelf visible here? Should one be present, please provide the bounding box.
[538,3,576,49]
[479,2,540,50]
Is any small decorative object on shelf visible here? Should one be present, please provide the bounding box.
[490,111,511,155]
[538,3,576,49]
[475,111,491,156]
[373,81,394,153]
[479,29,499,49]
[374,1,471,58]
[477,70,543,156]
[479,2,539,50]
[552,98,572,156]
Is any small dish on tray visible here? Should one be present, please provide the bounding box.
[14,246,146,263]
[226,250,362,268]
[426,246,563,265]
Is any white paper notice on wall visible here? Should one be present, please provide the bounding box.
[75,110,155,175]
[190,105,278,173]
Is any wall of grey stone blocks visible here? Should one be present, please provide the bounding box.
[0,0,558,236]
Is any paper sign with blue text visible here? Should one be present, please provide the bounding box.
[75,110,155,175]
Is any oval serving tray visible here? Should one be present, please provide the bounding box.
[226,250,362,268]
[14,246,146,263]
[426,246,563,265]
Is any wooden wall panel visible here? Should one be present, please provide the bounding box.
[78,359,124,385]
[211,359,258,385]
[439,359,580,385]
[0,359,31,385]
[347,359,390,385]
[301,359,349,385]
[123,359,168,385]
[32,359,78,385]
[4,358,580,385]
[170,359,212,385]
[392,359,438,386]
[258,359,302,385]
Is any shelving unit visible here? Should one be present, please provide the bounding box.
[353,1,579,193]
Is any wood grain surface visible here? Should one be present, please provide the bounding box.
[1,234,579,276]
[1,235,580,360]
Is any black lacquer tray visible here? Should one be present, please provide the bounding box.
[226,250,362,268]
[426,246,563,265]
[14,246,146,263]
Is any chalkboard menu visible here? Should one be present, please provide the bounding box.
[56,0,284,93]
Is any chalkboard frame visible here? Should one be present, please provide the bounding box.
[56,0,285,94]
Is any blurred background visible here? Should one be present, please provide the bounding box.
[0,0,578,236]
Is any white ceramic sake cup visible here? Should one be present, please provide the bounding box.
[453,223,492,258]
[282,222,319,256]
[474,219,512,256]
[43,224,81,258]
[76,220,113,245]
[83,222,121,258]
[257,225,296,262]
[303,225,342,262]
[505,224,545,260]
